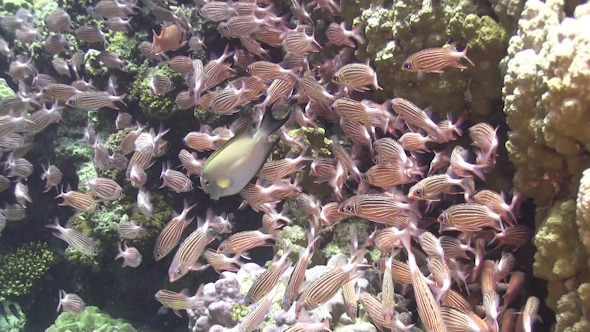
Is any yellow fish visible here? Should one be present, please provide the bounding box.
[202,105,291,200]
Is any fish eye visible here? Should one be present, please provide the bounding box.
[415,188,421,196]
[175,268,181,276]
[204,179,210,185]
[439,215,446,223]
[402,63,411,69]
[332,74,339,83]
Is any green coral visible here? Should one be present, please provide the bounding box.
[0,0,33,13]
[0,242,55,301]
[46,306,136,332]
[320,219,371,259]
[555,284,590,332]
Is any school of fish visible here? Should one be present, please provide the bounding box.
[0,0,541,331]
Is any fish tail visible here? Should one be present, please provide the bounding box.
[351,24,365,45]
[460,45,475,67]
[259,102,293,136]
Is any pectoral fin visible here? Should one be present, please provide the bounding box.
[217,178,231,189]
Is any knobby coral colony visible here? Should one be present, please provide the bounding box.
[0,0,545,331]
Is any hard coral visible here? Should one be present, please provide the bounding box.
[504,1,590,323]
[353,0,507,119]
[46,306,137,332]
[0,242,54,301]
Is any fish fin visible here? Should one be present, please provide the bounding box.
[258,101,294,137]
[173,309,182,317]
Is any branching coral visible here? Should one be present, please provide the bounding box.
[0,242,55,301]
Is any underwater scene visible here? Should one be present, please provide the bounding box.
[0,0,589,330]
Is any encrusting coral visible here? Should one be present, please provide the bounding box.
[503,0,590,328]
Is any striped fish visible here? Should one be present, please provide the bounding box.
[360,292,413,331]
[85,178,122,201]
[115,243,142,268]
[51,57,71,77]
[240,289,276,332]
[160,163,193,193]
[408,175,473,201]
[469,122,498,163]
[256,78,296,111]
[67,91,126,110]
[442,289,472,313]
[400,231,447,332]
[99,51,124,70]
[154,201,196,261]
[45,9,71,33]
[75,25,107,44]
[282,31,321,54]
[149,75,174,95]
[27,106,63,134]
[106,17,132,32]
[44,33,69,55]
[473,189,515,225]
[94,0,137,19]
[226,14,267,37]
[209,84,249,115]
[240,35,269,58]
[319,202,348,227]
[449,146,486,180]
[399,132,434,152]
[258,151,311,182]
[391,98,442,139]
[168,214,213,282]
[179,149,205,177]
[333,63,381,91]
[401,45,474,77]
[439,235,473,259]
[331,136,362,181]
[42,84,80,101]
[438,203,503,234]
[116,112,132,130]
[199,1,236,22]
[57,290,85,313]
[154,288,207,317]
[523,296,540,332]
[326,22,364,48]
[489,224,532,251]
[440,307,485,332]
[117,220,147,239]
[245,247,292,304]
[203,249,242,274]
[364,164,413,188]
[382,255,395,324]
[340,194,418,227]
[255,26,284,47]
[46,218,98,256]
[169,56,193,74]
[247,61,294,82]
[55,189,96,214]
[295,250,364,315]
[283,320,331,332]
[217,230,275,255]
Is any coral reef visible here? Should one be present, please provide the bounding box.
[352,0,508,119]
[0,242,54,301]
[45,306,137,332]
[503,0,590,328]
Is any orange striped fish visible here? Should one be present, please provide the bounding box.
[46,218,98,256]
[154,201,196,261]
[169,212,213,282]
[245,247,292,304]
[402,45,474,78]
[399,231,447,332]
